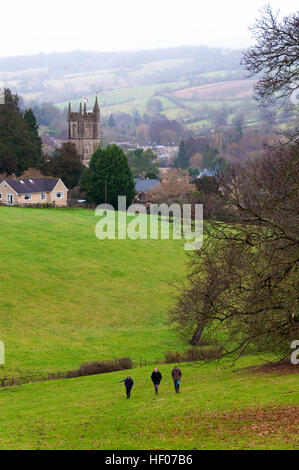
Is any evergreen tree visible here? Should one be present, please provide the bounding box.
[202,145,218,169]
[24,108,43,166]
[133,109,142,126]
[79,167,90,192]
[42,142,84,189]
[85,144,136,207]
[0,89,42,175]
[146,98,163,114]
[174,140,189,169]
[128,148,159,178]
[202,145,227,173]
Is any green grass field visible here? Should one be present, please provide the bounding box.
[56,81,189,111]
[1,206,298,450]
[0,206,188,379]
[0,358,298,450]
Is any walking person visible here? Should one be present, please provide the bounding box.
[119,376,134,399]
[151,367,162,396]
[171,365,182,393]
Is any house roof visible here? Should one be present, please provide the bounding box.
[1,178,61,194]
[134,178,161,192]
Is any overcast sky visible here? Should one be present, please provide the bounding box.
[1,0,297,57]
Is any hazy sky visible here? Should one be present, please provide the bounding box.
[1,0,297,57]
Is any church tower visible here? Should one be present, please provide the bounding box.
[67,97,100,166]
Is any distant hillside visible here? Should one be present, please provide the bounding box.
[0,46,244,104]
[4,47,282,135]
[0,46,242,75]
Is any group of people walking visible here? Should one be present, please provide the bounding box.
[119,366,182,399]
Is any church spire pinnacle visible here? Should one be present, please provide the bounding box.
[68,102,71,118]
[93,96,99,114]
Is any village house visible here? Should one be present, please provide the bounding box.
[133,177,161,205]
[0,178,68,206]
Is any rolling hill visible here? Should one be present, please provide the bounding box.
[0,208,298,451]
[0,206,188,379]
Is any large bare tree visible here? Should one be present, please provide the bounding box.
[242,5,299,108]
[169,5,299,361]
[170,142,299,359]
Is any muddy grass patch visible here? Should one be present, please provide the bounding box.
[254,362,299,375]
[173,405,299,447]
[146,405,299,449]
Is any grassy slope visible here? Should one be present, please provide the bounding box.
[0,358,297,449]
[0,206,188,378]
[1,207,298,450]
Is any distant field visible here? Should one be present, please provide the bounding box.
[173,79,255,100]
[180,99,246,109]
[56,81,189,110]
[46,59,191,93]
[0,357,298,449]
[0,206,188,379]
[193,69,242,79]
[52,75,258,129]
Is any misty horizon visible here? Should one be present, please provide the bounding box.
[0,43,243,61]
[0,0,297,58]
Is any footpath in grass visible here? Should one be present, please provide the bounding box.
[0,358,298,450]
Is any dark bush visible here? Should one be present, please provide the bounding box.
[185,346,223,361]
[164,347,223,363]
[164,350,183,364]
[66,357,132,378]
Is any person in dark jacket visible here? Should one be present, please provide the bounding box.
[171,366,182,393]
[151,368,162,396]
[119,376,134,399]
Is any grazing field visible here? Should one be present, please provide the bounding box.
[0,206,188,379]
[56,81,189,115]
[1,206,298,451]
[0,358,298,449]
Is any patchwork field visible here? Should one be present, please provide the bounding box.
[54,74,257,127]
[0,358,298,449]
[0,206,188,379]
[173,79,255,100]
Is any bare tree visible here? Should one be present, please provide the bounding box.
[169,142,299,359]
[169,5,299,361]
[242,5,299,108]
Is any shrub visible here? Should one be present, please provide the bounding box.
[66,357,132,378]
[164,350,183,364]
[185,346,223,361]
[164,347,223,363]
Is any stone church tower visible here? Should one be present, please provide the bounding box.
[67,97,100,166]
